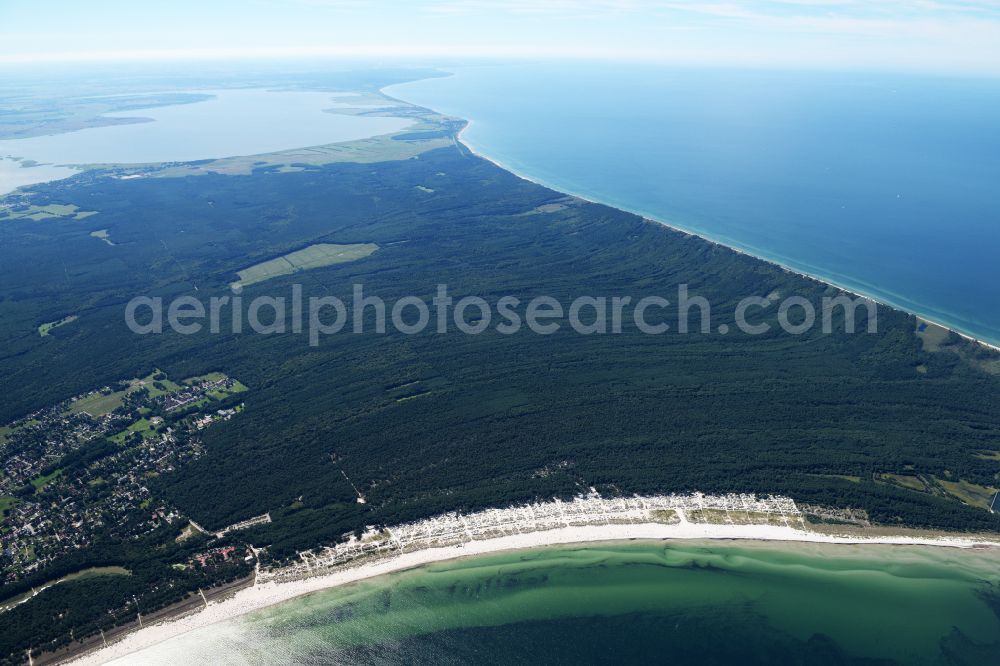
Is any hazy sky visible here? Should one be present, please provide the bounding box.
[3,0,1000,74]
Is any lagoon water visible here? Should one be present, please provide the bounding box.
[0,89,411,194]
[113,541,1000,665]
[389,65,1000,346]
[0,157,79,196]
[8,69,999,664]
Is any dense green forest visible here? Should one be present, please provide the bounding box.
[0,530,249,663]
[1,136,999,660]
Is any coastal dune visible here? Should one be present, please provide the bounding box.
[69,493,999,665]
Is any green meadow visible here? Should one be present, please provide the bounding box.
[232,243,378,288]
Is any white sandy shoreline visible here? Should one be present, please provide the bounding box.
[70,518,999,666]
[451,120,1000,353]
[49,102,1000,664]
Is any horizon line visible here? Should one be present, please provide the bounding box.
[3,46,1000,77]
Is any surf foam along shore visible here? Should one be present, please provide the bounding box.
[446,119,1000,353]
[69,492,1000,665]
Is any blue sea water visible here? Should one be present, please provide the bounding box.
[388,65,1000,346]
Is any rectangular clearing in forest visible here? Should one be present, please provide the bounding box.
[232,242,378,288]
[936,477,999,510]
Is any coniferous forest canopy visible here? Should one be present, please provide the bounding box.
[1,85,999,660]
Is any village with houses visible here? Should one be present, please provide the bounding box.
[0,371,247,586]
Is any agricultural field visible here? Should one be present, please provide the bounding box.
[0,203,97,222]
[232,242,378,288]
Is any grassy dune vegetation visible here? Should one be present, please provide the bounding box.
[1,135,999,661]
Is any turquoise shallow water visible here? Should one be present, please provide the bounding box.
[119,541,1000,665]
[388,65,1000,346]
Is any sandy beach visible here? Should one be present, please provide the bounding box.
[69,513,999,665]
[47,116,1000,663]
[451,121,1000,354]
